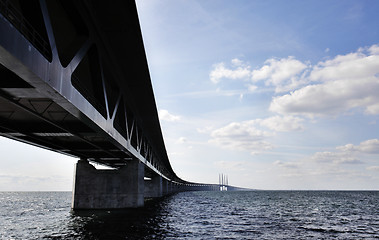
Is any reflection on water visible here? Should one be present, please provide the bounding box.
[68,197,172,239]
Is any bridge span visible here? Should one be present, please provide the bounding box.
[0,0,233,209]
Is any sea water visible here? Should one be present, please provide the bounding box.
[0,191,378,239]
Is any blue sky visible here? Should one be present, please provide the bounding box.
[1,0,379,190]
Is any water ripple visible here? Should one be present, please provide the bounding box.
[0,191,378,239]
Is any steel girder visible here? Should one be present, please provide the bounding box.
[0,0,193,184]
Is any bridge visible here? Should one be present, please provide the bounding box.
[0,0,241,209]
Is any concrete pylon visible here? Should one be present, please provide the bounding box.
[162,178,168,195]
[144,174,163,198]
[72,159,144,209]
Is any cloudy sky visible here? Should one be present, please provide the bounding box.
[135,0,379,190]
[1,0,379,191]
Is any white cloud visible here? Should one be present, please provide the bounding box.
[231,58,243,66]
[310,151,363,165]
[366,103,379,115]
[274,160,299,169]
[178,137,187,143]
[209,121,273,155]
[367,166,379,171]
[309,138,379,166]
[309,51,379,82]
[196,126,214,133]
[207,115,303,154]
[270,45,379,117]
[247,84,258,92]
[369,44,379,55]
[214,160,246,171]
[256,115,304,132]
[209,59,251,84]
[251,56,309,93]
[337,139,379,154]
[266,138,379,188]
[208,46,379,119]
[158,109,181,122]
[269,78,379,117]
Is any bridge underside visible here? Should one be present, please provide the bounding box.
[0,75,153,173]
[0,0,222,208]
[0,0,166,171]
[0,63,134,167]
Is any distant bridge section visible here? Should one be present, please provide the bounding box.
[0,0,220,209]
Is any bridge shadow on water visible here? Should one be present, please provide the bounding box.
[68,195,177,240]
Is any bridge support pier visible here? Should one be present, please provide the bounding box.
[72,159,144,209]
[163,178,171,195]
[144,174,163,198]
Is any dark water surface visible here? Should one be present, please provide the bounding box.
[0,191,378,239]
